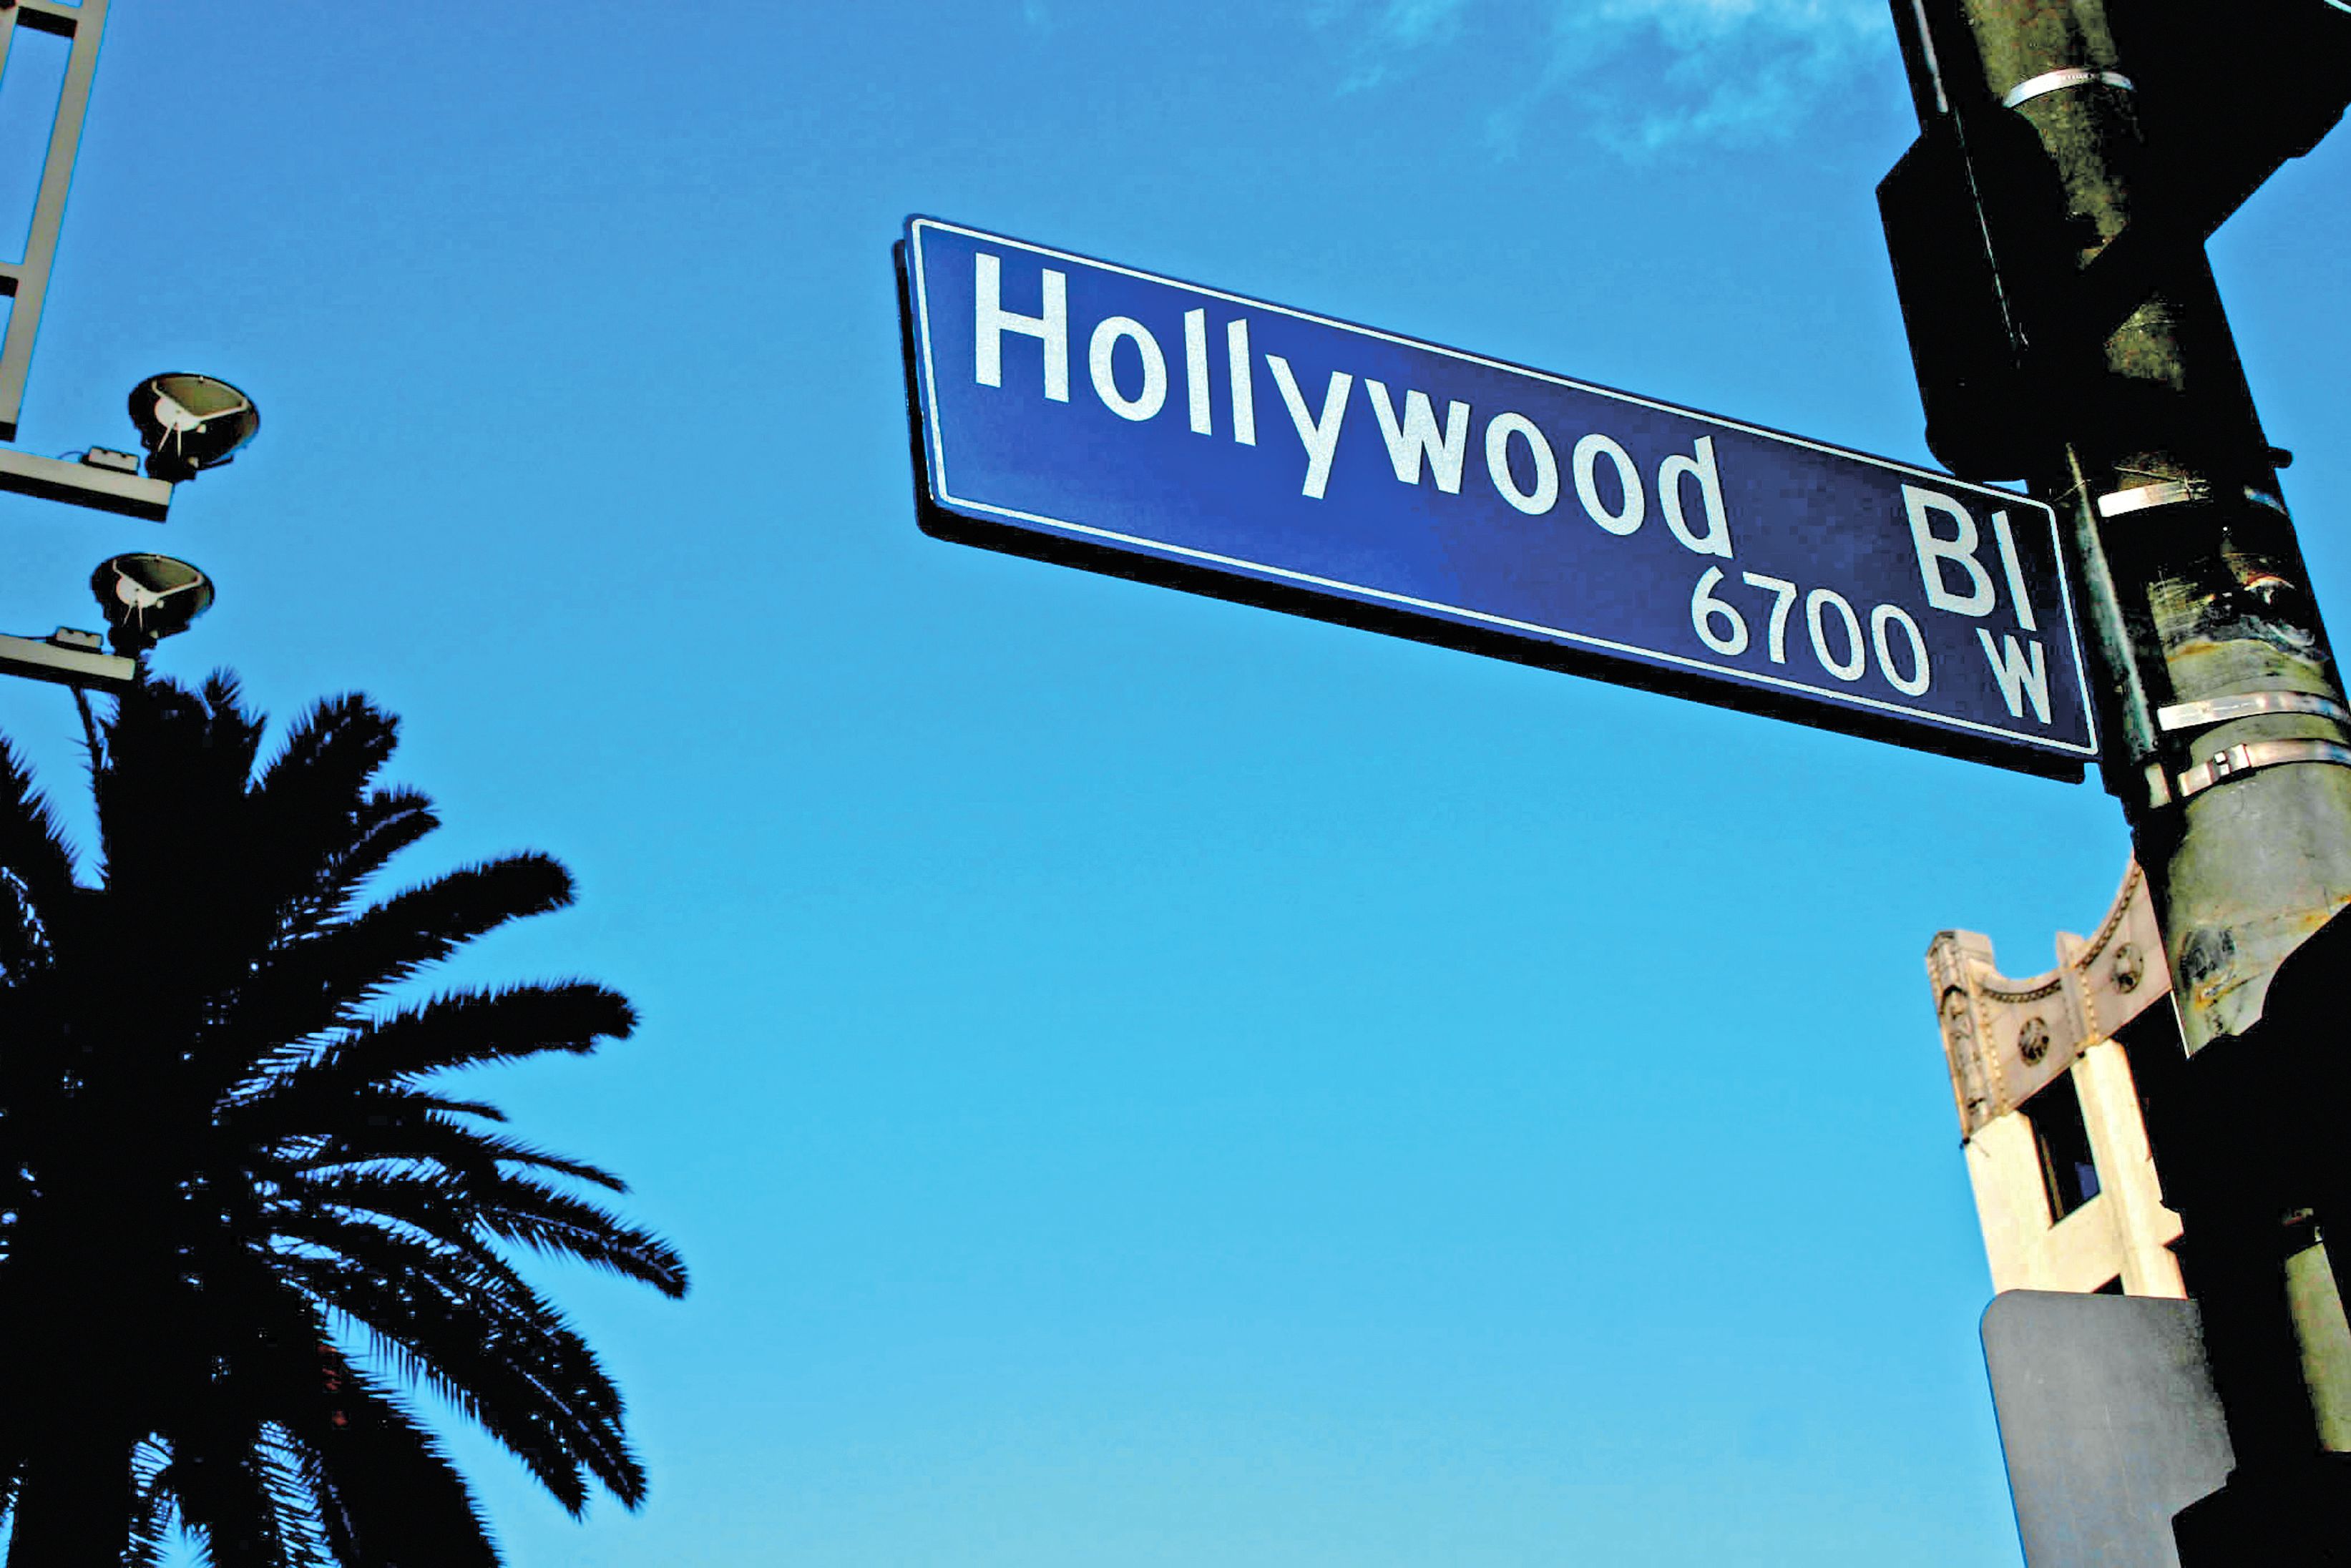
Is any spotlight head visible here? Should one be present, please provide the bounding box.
[90,553,215,652]
[127,373,259,481]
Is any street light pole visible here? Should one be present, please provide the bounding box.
[1887,0,2351,1550]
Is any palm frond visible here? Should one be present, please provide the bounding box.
[278,1104,584,1186]
[278,1238,642,1513]
[305,981,635,1090]
[162,1418,330,1568]
[290,1119,620,1192]
[238,855,577,1043]
[471,1175,688,1297]
[124,1439,178,1568]
[251,696,399,824]
[0,672,683,1565]
[243,696,413,936]
[298,788,439,928]
[0,740,80,978]
[289,1351,499,1568]
[295,1165,682,1295]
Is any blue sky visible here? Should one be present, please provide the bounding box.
[1,3,2345,1564]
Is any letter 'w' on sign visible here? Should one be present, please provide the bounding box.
[1979,630,2052,724]
[1367,382,1470,494]
[899,217,2097,780]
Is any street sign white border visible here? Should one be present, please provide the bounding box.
[907,215,2099,763]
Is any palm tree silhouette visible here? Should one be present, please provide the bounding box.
[0,675,686,1567]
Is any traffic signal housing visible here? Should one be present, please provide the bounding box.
[1877,105,2075,481]
[1879,0,2350,485]
[2111,0,2351,237]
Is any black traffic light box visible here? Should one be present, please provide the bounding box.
[1879,0,2350,484]
[2113,0,2351,235]
[1877,104,2074,482]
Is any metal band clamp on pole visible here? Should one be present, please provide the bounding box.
[2001,67,2135,109]
[2159,692,2351,732]
[2097,479,2289,519]
[2175,738,2351,800]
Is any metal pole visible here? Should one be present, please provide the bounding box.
[1890,0,2351,1547]
[0,0,112,442]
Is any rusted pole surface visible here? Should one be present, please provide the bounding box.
[1890,0,2351,1545]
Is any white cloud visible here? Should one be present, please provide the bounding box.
[1315,0,1892,155]
[1319,0,1474,90]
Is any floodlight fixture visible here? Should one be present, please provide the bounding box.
[128,373,258,481]
[91,552,213,652]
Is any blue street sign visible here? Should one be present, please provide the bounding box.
[898,217,2098,778]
